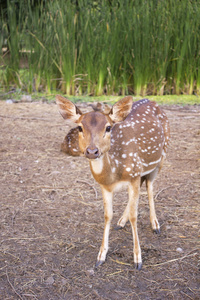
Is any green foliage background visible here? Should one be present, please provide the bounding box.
[1,0,200,97]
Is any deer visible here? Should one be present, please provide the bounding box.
[56,95,170,270]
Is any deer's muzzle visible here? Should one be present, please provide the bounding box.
[85,146,100,159]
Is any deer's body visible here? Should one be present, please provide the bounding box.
[56,95,170,270]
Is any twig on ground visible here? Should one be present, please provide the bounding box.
[6,269,24,300]
[146,250,198,268]
[76,180,98,199]
[110,257,132,266]
[180,290,195,300]
[78,193,95,207]
[106,270,124,277]
[22,294,38,300]
[155,185,174,200]
[1,251,20,261]
[64,194,94,207]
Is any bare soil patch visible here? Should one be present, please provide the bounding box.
[0,100,199,300]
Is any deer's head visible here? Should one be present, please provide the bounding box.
[56,95,133,160]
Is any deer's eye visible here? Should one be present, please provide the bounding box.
[105,126,111,133]
[78,126,83,132]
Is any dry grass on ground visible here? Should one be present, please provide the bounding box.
[0,100,199,299]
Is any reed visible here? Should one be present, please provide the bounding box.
[1,0,200,96]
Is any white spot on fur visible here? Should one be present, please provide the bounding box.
[115,159,119,165]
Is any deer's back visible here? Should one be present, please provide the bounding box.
[109,99,170,179]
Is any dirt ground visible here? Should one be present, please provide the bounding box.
[0,99,199,300]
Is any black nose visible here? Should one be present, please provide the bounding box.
[85,147,100,159]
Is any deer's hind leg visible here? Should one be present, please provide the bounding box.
[116,202,129,230]
[128,177,142,269]
[116,177,146,230]
[146,165,162,234]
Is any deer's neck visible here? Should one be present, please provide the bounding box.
[89,152,116,186]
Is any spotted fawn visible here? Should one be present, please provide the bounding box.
[56,95,170,270]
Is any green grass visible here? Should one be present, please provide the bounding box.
[0,87,199,106]
[68,95,200,106]
[1,0,200,97]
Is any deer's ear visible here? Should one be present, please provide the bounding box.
[56,95,82,123]
[109,96,133,122]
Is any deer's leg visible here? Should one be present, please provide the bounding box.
[116,176,147,230]
[116,202,129,229]
[146,167,160,233]
[96,187,113,267]
[129,178,142,270]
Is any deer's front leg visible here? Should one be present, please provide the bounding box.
[96,187,113,267]
[129,178,142,270]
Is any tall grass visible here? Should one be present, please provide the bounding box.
[1,0,200,96]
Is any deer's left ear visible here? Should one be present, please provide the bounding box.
[109,96,133,123]
[56,95,82,123]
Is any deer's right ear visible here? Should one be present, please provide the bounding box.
[109,96,133,123]
[56,95,82,123]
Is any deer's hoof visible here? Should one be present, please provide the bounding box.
[114,225,123,231]
[95,260,105,268]
[153,228,160,234]
[134,262,142,270]
[151,219,160,234]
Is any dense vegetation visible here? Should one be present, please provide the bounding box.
[1,0,200,96]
